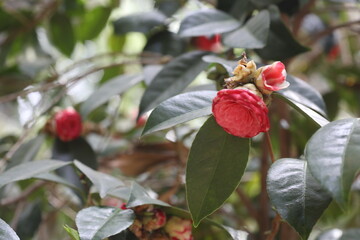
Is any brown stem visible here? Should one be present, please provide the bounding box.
[259,138,270,240]
[236,188,258,221]
[266,213,282,240]
[265,132,276,163]
[1,181,47,206]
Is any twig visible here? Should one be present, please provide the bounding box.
[236,188,258,221]
[266,213,282,240]
[0,0,59,47]
[265,132,276,163]
[1,181,47,206]
[307,19,360,45]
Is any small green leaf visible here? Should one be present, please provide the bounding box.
[7,134,45,169]
[138,51,208,117]
[223,10,270,49]
[279,75,327,117]
[255,5,309,60]
[81,74,143,118]
[0,160,71,189]
[178,8,241,37]
[305,118,360,208]
[76,207,135,240]
[126,182,169,208]
[267,158,332,239]
[64,225,80,240]
[74,160,128,199]
[113,11,167,35]
[0,218,19,240]
[77,6,112,41]
[186,116,250,226]
[49,13,76,57]
[274,93,329,127]
[142,90,217,136]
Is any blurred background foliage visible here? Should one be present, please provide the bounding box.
[0,0,359,239]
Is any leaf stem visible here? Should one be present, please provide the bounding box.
[266,213,282,240]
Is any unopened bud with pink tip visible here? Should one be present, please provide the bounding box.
[54,108,82,141]
[164,216,193,240]
[255,61,289,94]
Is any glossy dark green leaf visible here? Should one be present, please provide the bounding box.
[255,5,309,60]
[113,11,167,35]
[126,182,169,208]
[223,10,270,49]
[7,134,45,169]
[74,160,128,198]
[267,158,332,239]
[154,0,184,16]
[16,201,42,239]
[49,13,75,57]
[305,118,360,207]
[186,116,250,226]
[202,55,238,75]
[178,8,241,37]
[143,30,185,57]
[139,51,208,117]
[76,207,135,240]
[0,218,19,240]
[0,160,71,188]
[279,75,327,117]
[34,172,79,191]
[142,91,216,136]
[274,93,329,127]
[77,7,112,41]
[64,225,80,240]
[143,64,163,85]
[81,74,143,118]
[68,137,98,169]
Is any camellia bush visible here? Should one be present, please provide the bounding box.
[0,0,360,240]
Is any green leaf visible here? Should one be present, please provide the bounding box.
[143,30,185,57]
[126,182,170,208]
[34,172,80,191]
[305,118,360,207]
[0,160,71,188]
[138,51,208,117]
[279,75,327,117]
[74,160,129,199]
[142,90,217,136]
[223,10,270,49]
[68,137,98,169]
[7,134,45,169]
[0,218,19,240]
[81,74,142,118]
[274,93,329,127]
[178,8,241,37]
[49,13,76,57]
[202,55,238,75]
[76,207,135,240]
[77,6,112,41]
[64,225,80,240]
[186,116,250,226]
[267,158,332,239]
[255,5,309,60]
[113,11,167,35]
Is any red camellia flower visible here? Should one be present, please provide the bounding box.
[164,216,193,240]
[212,87,270,138]
[193,34,222,52]
[255,61,288,94]
[54,108,82,141]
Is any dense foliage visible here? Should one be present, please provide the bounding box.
[0,0,360,240]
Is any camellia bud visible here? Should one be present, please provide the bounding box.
[255,61,289,94]
[164,216,193,240]
[143,209,167,231]
[224,59,257,89]
[193,34,222,53]
[54,108,82,141]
